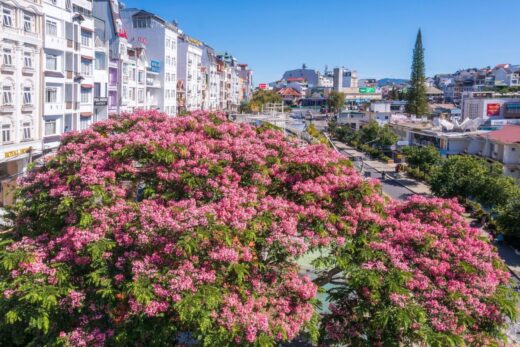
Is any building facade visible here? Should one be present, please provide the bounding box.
[120,8,178,115]
[1,0,44,205]
[177,34,202,112]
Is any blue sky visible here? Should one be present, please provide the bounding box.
[122,0,520,85]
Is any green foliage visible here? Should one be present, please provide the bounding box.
[430,155,520,209]
[244,90,282,113]
[327,91,346,113]
[405,29,429,116]
[402,146,441,176]
[306,124,330,146]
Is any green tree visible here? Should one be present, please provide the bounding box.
[359,121,398,149]
[430,155,517,208]
[328,91,346,113]
[246,90,282,112]
[405,29,429,116]
[402,146,441,175]
[496,198,520,241]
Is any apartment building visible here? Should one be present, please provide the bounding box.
[93,16,108,120]
[237,63,253,104]
[0,0,44,205]
[122,46,147,112]
[177,33,202,111]
[42,0,95,150]
[120,8,178,116]
[201,44,218,111]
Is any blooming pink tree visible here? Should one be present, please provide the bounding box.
[320,196,517,346]
[0,111,515,346]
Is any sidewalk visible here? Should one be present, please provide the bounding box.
[331,140,431,196]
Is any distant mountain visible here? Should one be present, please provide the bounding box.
[377,78,410,87]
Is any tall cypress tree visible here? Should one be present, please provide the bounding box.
[406,29,429,116]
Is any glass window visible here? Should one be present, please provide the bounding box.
[24,52,33,68]
[2,8,13,27]
[23,87,32,104]
[81,88,91,104]
[44,119,57,136]
[1,124,12,143]
[46,54,58,71]
[2,86,13,105]
[46,20,57,36]
[80,117,91,131]
[3,48,13,66]
[81,31,91,47]
[133,17,150,28]
[23,13,33,32]
[138,89,144,103]
[22,121,32,140]
[138,70,145,84]
[46,88,57,103]
[81,60,91,76]
[95,52,106,70]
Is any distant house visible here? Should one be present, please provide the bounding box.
[277,87,302,105]
[492,64,520,87]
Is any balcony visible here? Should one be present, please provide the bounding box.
[22,104,34,112]
[22,67,35,75]
[146,79,161,88]
[0,104,14,112]
[1,64,15,73]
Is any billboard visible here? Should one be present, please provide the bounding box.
[359,87,376,94]
[150,60,161,73]
[486,103,501,117]
[258,83,267,90]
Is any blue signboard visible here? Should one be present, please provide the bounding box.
[150,60,161,73]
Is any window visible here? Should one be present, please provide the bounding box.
[46,54,58,71]
[2,8,13,27]
[133,16,150,28]
[81,88,91,104]
[130,68,135,81]
[1,124,12,143]
[23,13,33,32]
[129,88,135,100]
[80,117,91,131]
[81,31,91,47]
[23,87,32,104]
[46,87,57,103]
[94,83,101,98]
[81,60,91,76]
[3,48,13,66]
[138,70,145,84]
[95,52,106,70]
[46,20,57,36]
[44,119,57,136]
[24,52,33,68]
[138,89,144,103]
[2,85,13,105]
[21,121,32,140]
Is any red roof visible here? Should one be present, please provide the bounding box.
[278,88,301,97]
[480,125,520,144]
[287,77,305,83]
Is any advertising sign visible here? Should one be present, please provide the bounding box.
[486,103,501,117]
[258,83,267,90]
[150,60,161,73]
[359,87,376,94]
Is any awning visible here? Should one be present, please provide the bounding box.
[81,84,93,89]
[81,27,94,33]
[80,112,93,117]
[81,55,93,61]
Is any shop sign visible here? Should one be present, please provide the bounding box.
[486,103,501,116]
[4,147,31,159]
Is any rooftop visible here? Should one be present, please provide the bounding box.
[480,125,520,144]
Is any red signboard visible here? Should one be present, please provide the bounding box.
[487,103,501,117]
[258,83,267,90]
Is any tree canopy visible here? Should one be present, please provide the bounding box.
[242,90,282,113]
[328,91,346,113]
[0,111,515,346]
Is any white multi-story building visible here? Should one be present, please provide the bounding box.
[121,46,147,112]
[120,8,178,116]
[42,0,95,150]
[201,44,220,111]
[0,0,44,205]
[177,33,202,111]
[93,16,109,120]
